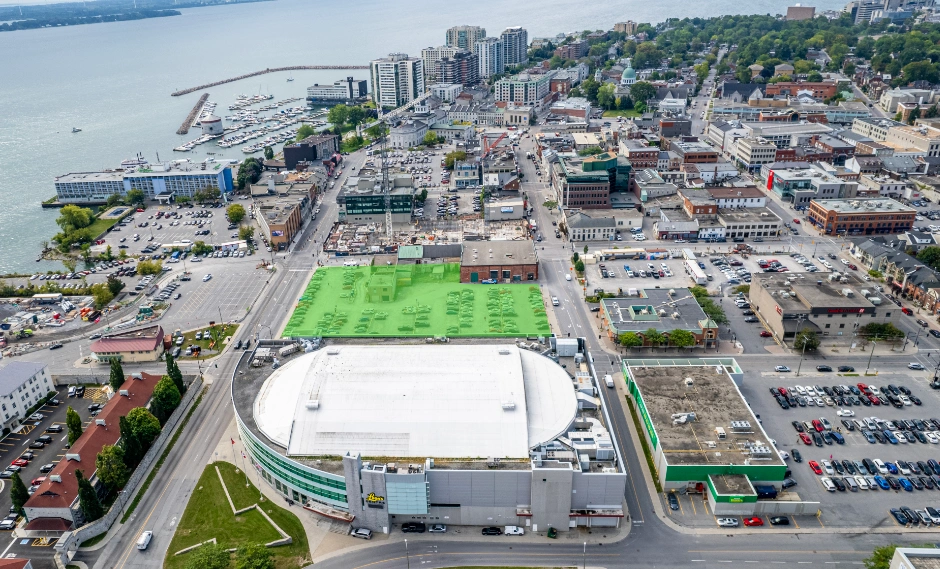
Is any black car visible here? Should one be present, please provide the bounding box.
[401,522,426,533]
[47,399,59,406]
[832,477,846,491]
[911,395,923,405]
[901,506,920,525]
[833,460,844,474]
[44,425,62,433]
[817,365,833,372]
[891,508,911,525]
[813,432,824,447]
[769,516,790,525]
[899,385,912,396]
[792,449,802,463]
[88,403,102,412]
[28,442,45,450]
[481,527,502,535]
[922,476,935,490]
[887,384,901,396]
[49,344,63,350]
[667,493,679,510]
[887,476,901,490]
[39,464,54,473]
[929,459,940,475]
[842,460,856,474]
[782,477,797,489]
[841,419,855,431]
[75,386,85,397]
[792,421,804,432]
[838,366,854,372]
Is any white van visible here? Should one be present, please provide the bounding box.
[604,374,614,388]
[343,260,358,267]
[136,530,153,550]
[68,386,76,397]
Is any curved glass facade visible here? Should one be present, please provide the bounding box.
[236,415,349,509]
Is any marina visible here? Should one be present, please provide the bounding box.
[170,64,368,96]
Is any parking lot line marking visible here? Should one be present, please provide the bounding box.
[688,495,697,515]
[792,517,800,529]
[816,515,826,528]
[0,536,15,557]
[701,498,709,514]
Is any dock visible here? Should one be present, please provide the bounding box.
[177,93,209,135]
[171,65,369,97]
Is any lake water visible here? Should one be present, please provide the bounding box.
[0,0,844,274]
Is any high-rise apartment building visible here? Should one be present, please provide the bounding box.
[435,51,480,87]
[446,25,486,51]
[500,26,529,67]
[613,21,638,34]
[421,46,460,82]
[370,53,425,108]
[474,37,504,79]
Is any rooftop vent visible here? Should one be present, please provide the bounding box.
[65,453,80,462]
[49,475,62,483]
[95,419,106,427]
[305,400,320,410]
[501,401,516,410]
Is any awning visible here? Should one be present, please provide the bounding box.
[24,517,72,532]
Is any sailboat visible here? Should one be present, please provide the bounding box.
[287,74,294,82]
[72,127,82,133]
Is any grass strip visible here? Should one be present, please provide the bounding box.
[121,386,206,523]
[625,396,663,493]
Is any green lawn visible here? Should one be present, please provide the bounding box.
[602,109,642,118]
[175,323,240,360]
[282,264,551,338]
[87,216,119,239]
[165,462,309,569]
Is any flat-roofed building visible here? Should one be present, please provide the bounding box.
[734,137,778,170]
[460,240,538,282]
[601,289,719,347]
[718,208,782,240]
[852,116,905,141]
[283,135,340,170]
[669,140,719,164]
[306,77,369,103]
[0,362,52,432]
[336,174,414,225]
[807,197,916,236]
[706,186,766,208]
[884,123,940,157]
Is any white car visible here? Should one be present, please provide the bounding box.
[551,297,560,306]
[821,460,835,475]
[27,413,44,421]
[820,477,836,492]
[854,475,869,490]
[775,366,791,372]
[504,525,525,535]
[836,409,855,417]
[926,432,939,444]
[873,459,889,474]
[202,274,212,282]
[908,363,926,371]
[795,385,807,395]
[900,395,912,406]
[717,518,739,527]
[814,397,825,406]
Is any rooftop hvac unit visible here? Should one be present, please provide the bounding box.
[65,453,80,462]
[95,419,106,427]
[502,400,516,410]
[684,377,694,388]
[715,365,723,374]
[305,400,320,410]
[498,348,511,355]
[730,420,752,431]
[119,389,129,397]
[131,373,143,380]
[842,288,854,297]
[49,475,62,483]
[326,349,340,355]
[668,289,676,295]
[869,296,882,305]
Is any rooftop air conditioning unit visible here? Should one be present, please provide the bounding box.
[66,454,80,462]
[49,474,62,483]
[502,401,516,410]
[119,389,129,397]
[305,400,320,410]
[95,419,106,427]
[131,373,143,380]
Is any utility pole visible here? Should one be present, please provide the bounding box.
[795,336,808,376]
[866,335,879,374]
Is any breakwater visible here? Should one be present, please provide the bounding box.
[177,93,209,135]
[171,65,368,96]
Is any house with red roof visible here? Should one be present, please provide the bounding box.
[22,372,161,533]
[90,325,165,363]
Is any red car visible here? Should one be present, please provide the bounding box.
[809,460,822,474]
[760,331,773,337]
[902,307,913,316]
[868,394,880,405]
[800,432,812,445]
[812,419,824,432]
[778,387,788,397]
[792,219,800,224]
[11,459,28,467]
[848,264,858,271]
[743,517,764,527]
[857,382,868,392]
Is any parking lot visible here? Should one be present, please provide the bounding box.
[0,385,105,533]
[740,366,940,528]
[157,262,267,329]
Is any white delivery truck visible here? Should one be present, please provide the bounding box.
[604,374,614,388]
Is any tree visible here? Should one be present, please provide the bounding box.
[327,104,349,126]
[908,105,921,125]
[366,123,388,140]
[66,406,83,445]
[794,329,820,352]
[263,146,274,160]
[125,189,145,207]
[630,82,657,107]
[226,204,246,224]
[693,62,709,83]
[643,328,665,346]
[109,359,125,393]
[619,332,644,348]
[56,205,94,233]
[863,545,897,569]
[107,275,124,296]
[583,245,589,254]
[807,71,823,82]
[926,103,940,119]
[96,444,130,491]
[236,543,275,569]
[668,329,697,348]
[150,376,181,425]
[239,226,255,243]
[185,543,232,569]
[9,473,29,516]
[597,83,616,109]
[236,158,263,191]
[295,124,315,141]
[422,131,439,147]
[444,151,467,169]
[347,106,366,127]
[75,469,104,522]
[105,194,124,207]
[119,415,143,468]
[127,407,161,449]
[574,260,585,273]
[136,259,163,276]
[917,246,940,270]
[62,258,77,273]
[572,252,579,263]
[858,322,905,340]
[90,283,114,309]
[166,353,185,395]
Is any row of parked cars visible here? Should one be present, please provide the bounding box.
[769,380,921,410]
[809,457,940,494]
[350,523,525,540]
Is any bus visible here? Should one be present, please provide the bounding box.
[684,260,707,285]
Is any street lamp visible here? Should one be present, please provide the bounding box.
[583,541,587,569]
[866,335,879,374]
[405,539,410,569]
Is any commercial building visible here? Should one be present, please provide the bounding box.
[473,37,504,79]
[446,25,486,51]
[623,360,788,509]
[336,174,414,225]
[460,240,538,282]
[389,120,429,149]
[619,139,659,168]
[879,88,935,113]
[734,138,779,171]
[484,198,525,221]
[718,208,783,239]
[601,289,719,348]
[764,81,837,99]
[283,135,340,170]
[883,123,940,157]
[851,116,904,141]
[565,210,616,241]
[495,72,552,107]
[24,372,161,531]
[766,164,858,207]
[254,187,315,251]
[371,53,425,108]
[749,272,899,341]
[54,162,235,204]
[235,344,624,533]
[888,548,940,569]
[743,122,833,148]
[428,83,463,103]
[807,197,916,236]
[550,98,592,119]
[500,26,528,67]
[669,141,718,164]
[90,325,166,363]
[435,51,480,87]
[706,186,766,208]
[0,362,52,432]
[306,77,369,104]
[633,169,678,203]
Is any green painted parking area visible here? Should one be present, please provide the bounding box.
[283,264,551,338]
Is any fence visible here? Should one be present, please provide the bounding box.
[53,375,204,568]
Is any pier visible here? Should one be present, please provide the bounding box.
[177,93,209,135]
[171,65,368,97]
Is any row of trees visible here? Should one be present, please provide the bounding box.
[236,157,263,191]
[618,328,698,348]
[689,286,728,324]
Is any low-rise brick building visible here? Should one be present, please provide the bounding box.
[460,241,538,283]
[807,197,916,236]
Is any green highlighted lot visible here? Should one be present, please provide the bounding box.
[282,264,551,338]
[165,462,309,569]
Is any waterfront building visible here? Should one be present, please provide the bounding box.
[421,46,460,82]
[500,26,529,67]
[370,53,425,108]
[54,162,233,204]
[306,77,369,104]
[445,25,486,51]
[435,51,480,87]
[474,37,504,79]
